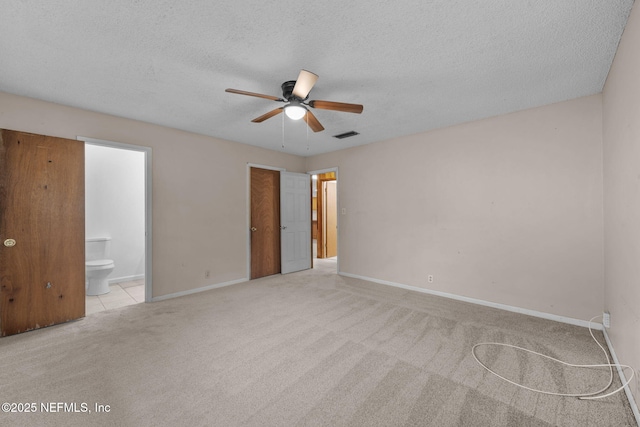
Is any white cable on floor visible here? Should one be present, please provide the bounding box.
[472,315,635,400]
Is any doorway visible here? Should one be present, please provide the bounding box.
[322,180,338,258]
[80,137,152,310]
[310,168,338,270]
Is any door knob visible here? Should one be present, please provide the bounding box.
[3,239,16,247]
[250,227,257,232]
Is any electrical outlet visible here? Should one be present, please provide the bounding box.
[427,275,434,283]
[603,311,611,328]
[205,270,210,279]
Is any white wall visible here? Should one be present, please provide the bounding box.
[603,0,640,408]
[307,94,604,322]
[85,144,145,282]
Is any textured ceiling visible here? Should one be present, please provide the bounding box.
[0,1,634,156]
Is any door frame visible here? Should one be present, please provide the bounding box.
[246,163,285,279]
[308,167,339,271]
[78,136,153,303]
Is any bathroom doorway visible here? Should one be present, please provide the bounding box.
[80,137,152,314]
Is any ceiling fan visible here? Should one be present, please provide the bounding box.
[225,70,363,132]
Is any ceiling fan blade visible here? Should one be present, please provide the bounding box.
[308,100,363,114]
[303,110,324,132]
[226,88,284,102]
[252,107,284,123]
[292,70,319,99]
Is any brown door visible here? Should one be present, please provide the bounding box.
[250,167,280,279]
[0,129,85,336]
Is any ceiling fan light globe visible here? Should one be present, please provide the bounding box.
[285,105,307,120]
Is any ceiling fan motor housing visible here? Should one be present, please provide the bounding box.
[281,80,307,101]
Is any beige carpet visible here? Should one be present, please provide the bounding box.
[0,259,636,426]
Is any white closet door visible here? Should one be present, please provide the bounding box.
[280,171,311,274]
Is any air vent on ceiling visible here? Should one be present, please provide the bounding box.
[333,131,360,139]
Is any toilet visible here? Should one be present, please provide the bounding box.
[85,237,115,296]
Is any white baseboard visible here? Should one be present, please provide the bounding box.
[602,327,640,425]
[151,277,248,302]
[338,272,603,330]
[108,274,145,285]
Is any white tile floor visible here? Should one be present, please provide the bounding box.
[85,279,145,315]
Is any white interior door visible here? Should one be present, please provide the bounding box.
[280,171,311,274]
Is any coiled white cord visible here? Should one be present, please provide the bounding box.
[472,315,635,400]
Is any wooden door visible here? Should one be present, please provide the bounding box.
[0,129,85,336]
[324,180,337,257]
[250,167,280,279]
[280,172,311,274]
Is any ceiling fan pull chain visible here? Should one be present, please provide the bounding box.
[281,111,285,149]
[306,117,310,151]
